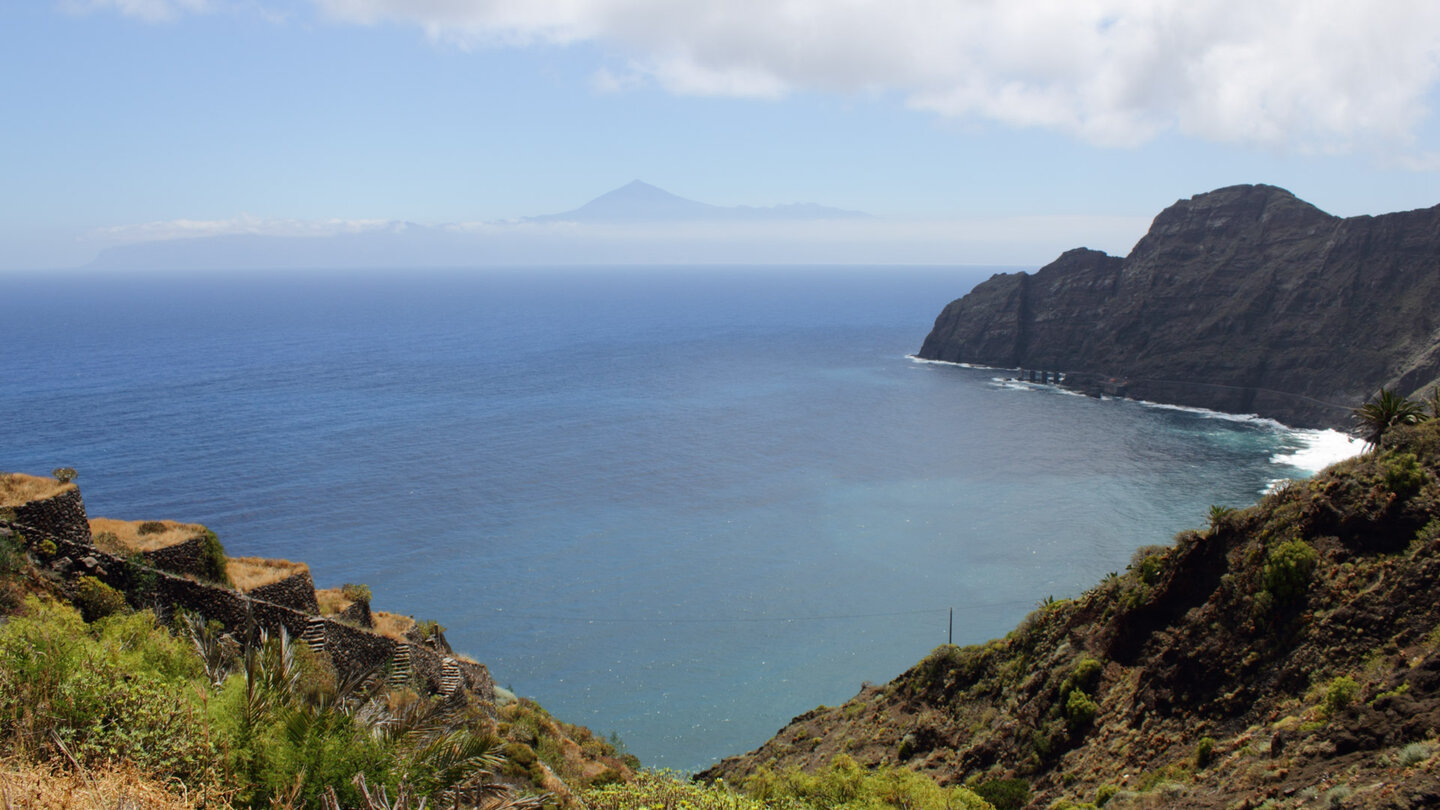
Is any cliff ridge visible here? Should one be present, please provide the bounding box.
[917,185,1440,429]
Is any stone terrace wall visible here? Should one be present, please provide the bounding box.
[456,659,496,703]
[143,533,212,580]
[10,487,91,545]
[338,599,374,629]
[4,518,492,701]
[246,568,321,614]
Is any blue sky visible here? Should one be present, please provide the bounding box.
[4,1,1439,270]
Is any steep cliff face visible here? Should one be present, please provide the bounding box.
[917,185,1440,429]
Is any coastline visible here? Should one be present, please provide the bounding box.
[906,354,1365,477]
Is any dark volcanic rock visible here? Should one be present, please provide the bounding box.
[917,185,1440,428]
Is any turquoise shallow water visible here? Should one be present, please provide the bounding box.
[0,266,1354,769]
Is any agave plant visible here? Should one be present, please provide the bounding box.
[1353,388,1427,450]
[1207,505,1236,534]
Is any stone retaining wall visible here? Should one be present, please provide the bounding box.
[3,518,492,701]
[338,599,374,629]
[10,487,91,545]
[142,533,212,580]
[246,568,321,614]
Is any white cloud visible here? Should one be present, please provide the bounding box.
[82,212,1151,268]
[89,214,404,243]
[61,0,1440,159]
[60,0,213,22]
[309,0,1440,158]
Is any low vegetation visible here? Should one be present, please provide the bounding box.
[0,473,70,508]
[584,758,992,810]
[0,496,631,808]
[226,556,309,591]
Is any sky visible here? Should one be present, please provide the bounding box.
[4,0,1440,271]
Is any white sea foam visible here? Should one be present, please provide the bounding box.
[908,354,1365,476]
[1270,429,1364,474]
[1129,397,1289,430]
[905,355,1015,371]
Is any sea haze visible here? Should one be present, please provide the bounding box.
[1,266,1358,770]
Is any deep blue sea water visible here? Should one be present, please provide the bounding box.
[1,266,1358,770]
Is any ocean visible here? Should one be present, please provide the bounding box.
[0,266,1360,770]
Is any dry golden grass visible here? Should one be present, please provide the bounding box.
[372,610,416,641]
[88,517,205,553]
[315,587,353,616]
[226,556,309,592]
[0,757,224,809]
[0,474,72,508]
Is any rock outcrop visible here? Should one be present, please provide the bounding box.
[917,185,1440,429]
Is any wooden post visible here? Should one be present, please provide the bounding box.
[948,608,953,645]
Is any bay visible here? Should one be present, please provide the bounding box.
[0,266,1356,770]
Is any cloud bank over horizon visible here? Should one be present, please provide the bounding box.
[83,0,1440,160]
[79,212,1154,271]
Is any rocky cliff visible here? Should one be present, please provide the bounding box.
[917,185,1440,429]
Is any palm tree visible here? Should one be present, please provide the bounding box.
[1353,388,1427,450]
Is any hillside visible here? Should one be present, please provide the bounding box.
[702,421,1440,809]
[916,185,1440,429]
[0,474,635,808]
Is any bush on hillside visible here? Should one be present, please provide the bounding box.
[73,576,126,621]
[195,529,230,586]
[1262,539,1318,605]
[341,582,372,606]
[0,599,220,786]
[743,754,992,810]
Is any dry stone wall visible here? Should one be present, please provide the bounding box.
[338,599,374,628]
[10,487,91,545]
[3,515,492,702]
[143,533,213,579]
[246,568,321,614]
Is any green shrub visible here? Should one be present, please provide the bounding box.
[1323,676,1360,717]
[1095,784,1120,806]
[1324,785,1353,807]
[742,754,991,810]
[973,777,1031,810]
[1068,658,1103,694]
[1398,741,1433,767]
[1194,736,1217,768]
[51,467,77,484]
[36,538,57,558]
[1057,657,1104,732]
[1064,689,1099,731]
[342,582,372,605]
[1381,452,1427,497]
[587,770,767,810]
[1128,545,1169,585]
[415,618,446,640]
[137,520,167,535]
[194,529,230,586]
[73,576,126,621]
[1263,539,1319,605]
[0,600,219,785]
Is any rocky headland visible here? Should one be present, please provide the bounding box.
[916,185,1440,429]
